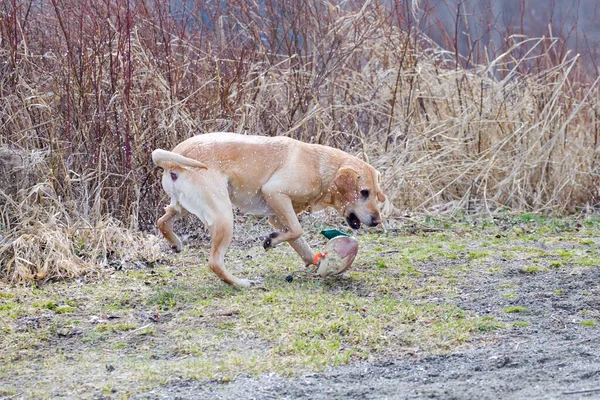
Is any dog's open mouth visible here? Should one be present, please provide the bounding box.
[346,212,361,230]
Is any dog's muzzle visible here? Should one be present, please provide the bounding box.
[346,212,381,229]
[368,215,382,227]
[346,212,361,230]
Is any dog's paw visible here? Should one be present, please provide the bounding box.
[234,278,253,288]
[168,237,183,253]
[263,232,279,250]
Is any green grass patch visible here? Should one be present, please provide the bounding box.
[576,256,600,267]
[54,306,76,314]
[0,388,18,397]
[0,301,17,313]
[148,290,178,310]
[520,213,546,223]
[95,322,138,333]
[549,260,563,268]
[503,306,529,314]
[31,300,76,314]
[580,320,597,328]
[468,250,490,260]
[583,216,600,228]
[519,265,546,274]
[477,316,505,332]
[554,249,579,259]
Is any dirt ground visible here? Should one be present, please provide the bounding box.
[2,215,600,399]
[145,219,600,400]
[160,257,600,400]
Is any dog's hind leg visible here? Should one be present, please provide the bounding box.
[207,211,252,288]
[268,216,315,266]
[157,203,183,252]
[179,172,251,288]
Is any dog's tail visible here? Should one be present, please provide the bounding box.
[152,149,208,170]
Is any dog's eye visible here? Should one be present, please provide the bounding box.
[360,189,370,199]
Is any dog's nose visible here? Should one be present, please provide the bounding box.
[369,215,382,227]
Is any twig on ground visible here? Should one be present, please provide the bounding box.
[123,323,152,336]
[563,387,600,395]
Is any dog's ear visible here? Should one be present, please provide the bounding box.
[332,167,360,203]
[377,191,386,202]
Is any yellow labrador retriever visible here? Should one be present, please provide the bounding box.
[152,132,385,287]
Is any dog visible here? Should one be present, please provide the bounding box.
[152,132,386,287]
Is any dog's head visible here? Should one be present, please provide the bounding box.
[330,163,386,230]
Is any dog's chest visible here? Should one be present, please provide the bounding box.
[235,196,274,216]
[228,184,274,216]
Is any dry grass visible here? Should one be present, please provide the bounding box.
[1,0,599,282]
[0,146,161,283]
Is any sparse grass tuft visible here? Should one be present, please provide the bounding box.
[519,265,546,274]
[468,251,490,260]
[96,323,138,333]
[549,261,563,268]
[503,306,530,314]
[148,290,178,311]
[477,317,505,332]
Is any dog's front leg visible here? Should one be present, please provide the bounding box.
[268,216,315,266]
[261,191,304,247]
